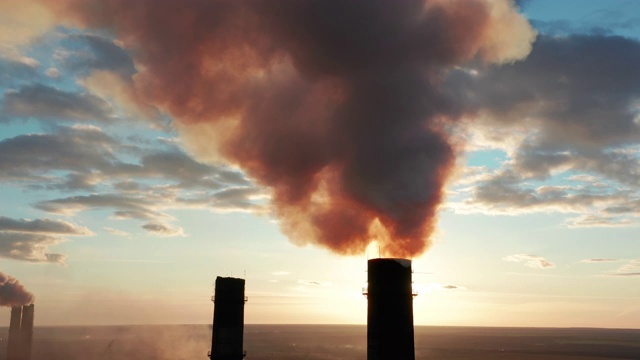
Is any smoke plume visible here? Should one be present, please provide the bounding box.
[0,272,34,307]
[42,0,535,257]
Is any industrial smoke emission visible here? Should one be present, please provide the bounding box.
[37,0,536,257]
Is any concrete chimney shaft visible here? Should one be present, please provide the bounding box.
[7,306,22,360]
[367,258,415,360]
[19,304,34,360]
[210,277,246,360]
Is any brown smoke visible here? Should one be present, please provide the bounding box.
[0,272,34,307]
[41,0,534,257]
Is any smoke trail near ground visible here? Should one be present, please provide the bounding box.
[0,272,34,307]
[42,0,535,257]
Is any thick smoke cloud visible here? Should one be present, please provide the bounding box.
[0,272,34,306]
[42,0,534,257]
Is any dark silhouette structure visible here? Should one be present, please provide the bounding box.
[365,258,415,360]
[209,277,247,360]
[6,304,34,360]
[19,304,35,360]
[7,306,22,360]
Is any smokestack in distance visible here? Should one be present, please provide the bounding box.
[366,258,415,360]
[209,277,247,360]
[7,306,22,360]
[19,304,34,360]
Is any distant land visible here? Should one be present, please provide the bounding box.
[1,325,638,359]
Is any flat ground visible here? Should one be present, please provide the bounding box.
[0,325,638,359]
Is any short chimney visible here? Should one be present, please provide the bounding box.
[366,258,415,360]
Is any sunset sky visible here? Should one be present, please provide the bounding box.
[1,0,640,329]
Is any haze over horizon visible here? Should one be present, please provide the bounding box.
[1,0,640,329]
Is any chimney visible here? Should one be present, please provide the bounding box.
[366,258,415,360]
[18,304,34,360]
[7,306,22,360]
[209,277,247,360]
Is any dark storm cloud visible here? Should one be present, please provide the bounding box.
[3,83,114,122]
[0,216,92,235]
[0,231,66,264]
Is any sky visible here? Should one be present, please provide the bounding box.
[1,0,640,328]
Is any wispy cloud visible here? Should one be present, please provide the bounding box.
[606,259,640,277]
[141,222,185,237]
[503,254,555,269]
[103,227,130,237]
[298,279,332,287]
[3,84,115,122]
[580,258,623,263]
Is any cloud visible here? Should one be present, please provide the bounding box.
[141,222,185,237]
[298,279,331,287]
[442,284,466,290]
[0,56,39,86]
[607,260,640,277]
[0,231,66,264]
[103,227,130,237]
[60,33,136,78]
[580,258,622,263]
[503,254,555,269]
[0,216,93,264]
[0,125,116,183]
[565,215,634,228]
[447,35,640,223]
[0,0,54,54]
[2,84,115,122]
[45,67,60,78]
[0,216,93,235]
[36,194,164,219]
[609,272,640,277]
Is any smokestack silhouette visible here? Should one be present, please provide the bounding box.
[366,258,415,360]
[7,306,22,360]
[19,304,34,360]
[5,305,35,360]
[209,277,247,360]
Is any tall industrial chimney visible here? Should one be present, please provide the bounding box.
[366,258,415,360]
[7,306,22,360]
[19,304,34,360]
[209,277,247,360]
